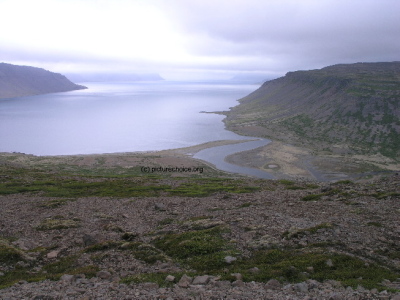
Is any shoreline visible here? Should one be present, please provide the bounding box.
[2,137,397,181]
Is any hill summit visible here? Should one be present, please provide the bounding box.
[0,63,87,99]
[225,62,400,160]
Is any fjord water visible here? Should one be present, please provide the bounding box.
[0,81,258,155]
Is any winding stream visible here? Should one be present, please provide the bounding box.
[193,138,274,179]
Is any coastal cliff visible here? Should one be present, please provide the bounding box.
[0,63,87,99]
[225,62,400,160]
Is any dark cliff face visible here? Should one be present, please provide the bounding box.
[0,63,87,99]
[225,62,400,159]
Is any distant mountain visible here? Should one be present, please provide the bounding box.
[225,62,400,159]
[0,63,87,99]
[65,72,164,82]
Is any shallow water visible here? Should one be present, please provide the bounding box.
[194,139,274,179]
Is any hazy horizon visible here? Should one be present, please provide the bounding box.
[1,0,399,81]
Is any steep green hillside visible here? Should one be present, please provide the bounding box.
[225,62,400,160]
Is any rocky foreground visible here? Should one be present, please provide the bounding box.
[0,151,399,299]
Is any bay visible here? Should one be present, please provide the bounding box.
[0,81,258,155]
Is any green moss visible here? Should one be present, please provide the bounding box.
[35,217,81,230]
[238,202,252,208]
[0,240,25,264]
[367,222,382,227]
[283,223,333,239]
[153,226,234,272]
[38,198,75,208]
[0,255,99,289]
[83,241,122,253]
[373,192,400,199]
[158,218,175,226]
[223,249,399,290]
[301,194,323,201]
[278,179,295,186]
[122,242,167,264]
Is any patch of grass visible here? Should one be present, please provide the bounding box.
[158,218,175,226]
[238,202,252,208]
[332,180,354,185]
[373,192,400,199]
[35,217,81,231]
[286,185,307,190]
[367,222,383,227]
[223,249,399,290]
[0,240,25,264]
[83,241,122,253]
[282,223,333,239]
[153,226,234,272]
[167,179,259,197]
[0,255,99,289]
[278,179,295,186]
[38,198,75,208]
[121,242,167,264]
[121,272,188,287]
[301,194,323,201]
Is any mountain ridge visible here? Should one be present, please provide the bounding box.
[224,62,400,161]
[0,63,87,99]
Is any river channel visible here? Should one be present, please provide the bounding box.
[193,138,274,179]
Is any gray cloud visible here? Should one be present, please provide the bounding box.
[1,0,399,79]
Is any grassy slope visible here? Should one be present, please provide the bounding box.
[225,62,400,160]
[0,153,399,291]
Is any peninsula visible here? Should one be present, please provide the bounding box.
[0,63,87,99]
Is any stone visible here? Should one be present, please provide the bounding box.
[232,280,245,287]
[154,203,166,211]
[142,282,159,290]
[224,256,237,264]
[192,275,210,285]
[230,273,243,281]
[248,267,260,273]
[46,250,59,259]
[306,266,314,273]
[82,233,99,246]
[96,270,112,280]
[265,279,282,290]
[326,259,334,267]
[178,274,192,288]
[60,274,74,283]
[165,275,175,282]
[294,282,308,293]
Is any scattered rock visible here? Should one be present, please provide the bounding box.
[154,203,166,211]
[165,275,175,282]
[96,270,112,280]
[294,282,308,293]
[265,279,282,290]
[326,259,334,267]
[46,250,59,259]
[249,267,260,273]
[230,273,243,281]
[224,255,237,264]
[192,275,210,285]
[82,233,99,246]
[178,274,192,288]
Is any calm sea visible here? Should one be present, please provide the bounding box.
[0,81,259,155]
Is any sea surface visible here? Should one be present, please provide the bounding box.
[0,81,259,155]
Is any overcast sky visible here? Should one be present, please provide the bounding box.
[1,0,399,80]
